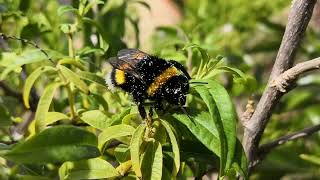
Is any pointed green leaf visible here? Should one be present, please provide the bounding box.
[59,158,119,180]
[231,140,248,179]
[194,85,226,174]
[45,112,69,125]
[78,71,106,87]
[57,5,77,16]
[4,126,100,164]
[160,120,180,176]
[80,110,111,130]
[35,82,62,132]
[23,66,57,109]
[171,111,220,156]
[114,144,130,163]
[206,80,237,170]
[98,124,135,150]
[59,65,89,94]
[130,124,146,177]
[58,58,86,71]
[141,141,162,180]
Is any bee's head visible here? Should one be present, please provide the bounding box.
[165,75,189,106]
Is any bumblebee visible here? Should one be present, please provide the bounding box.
[106,49,191,119]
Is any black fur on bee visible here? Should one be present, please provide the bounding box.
[106,49,191,119]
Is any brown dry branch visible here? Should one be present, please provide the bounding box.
[242,0,317,172]
[253,123,320,168]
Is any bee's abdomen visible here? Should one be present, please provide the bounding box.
[146,66,179,96]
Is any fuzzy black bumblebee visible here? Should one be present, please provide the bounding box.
[106,49,191,119]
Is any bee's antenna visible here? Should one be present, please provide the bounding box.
[0,33,55,64]
[190,81,208,84]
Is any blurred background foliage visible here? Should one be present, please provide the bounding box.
[0,0,320,179]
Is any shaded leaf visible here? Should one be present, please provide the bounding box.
[206,80,237,170]
[4,126,100,164]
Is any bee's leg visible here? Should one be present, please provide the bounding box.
[148,106,153,119]
[137,102,146,120]
[169,60,191,79]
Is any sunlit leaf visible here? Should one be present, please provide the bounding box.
[45,112,69,125]
[59,65,89,94]
[80,110,111,130]
[59,158,119,180]
[160,119,180,176]
[57,5,77,16]
[58,58,86,70]
[98,124,135,150]
[23,66,57,109]
[141,141,162,180]
[130,124,146,178]
[78,71,106,87]
[34,82,62,132]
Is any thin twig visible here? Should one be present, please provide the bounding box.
[0,33,54,64]
[242,0,317,172]
[250,124,320,168]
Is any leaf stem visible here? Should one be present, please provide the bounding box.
[58,70,77,120]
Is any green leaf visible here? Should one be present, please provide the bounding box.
[57,5,77,16]
[45,112,69,125]
[130,124,146,178]
[23,66,56,109]
[15,175,51,180]
[0,50,57,80]
[98,124,136,150]
[58,58,86,70]
[80,110,111,130]
[160,120,180,176]
[114,144,130,163]
[4,126,100,164]
[193,85,226,173]
[0,104,12,126]
[59,158,119,180]
[206,80,237,171]
[170,111,220,156]
[300,154,320,166]
[101,0,124,14]
[141,141,163,180]
[183,43,210,62]
[231,140,248,179]
[34,82,62,132]
[131,0,151,11]
[78,71,106,87]
[59,65,89,94]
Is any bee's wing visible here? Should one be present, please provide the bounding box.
[108,49,150,83]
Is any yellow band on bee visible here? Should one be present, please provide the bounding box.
[147,66,178,96]
[115,69,126,85]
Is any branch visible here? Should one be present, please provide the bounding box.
[242,0,317,171]
[250,124,320,168]
[259,124,320,155]
[271,57,320,92]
